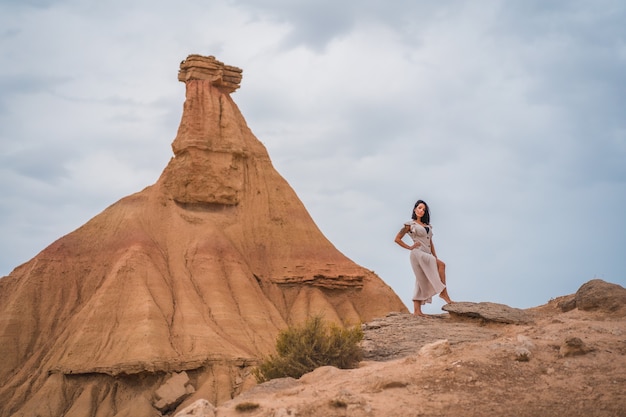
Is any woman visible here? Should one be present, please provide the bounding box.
[394,199,453,316]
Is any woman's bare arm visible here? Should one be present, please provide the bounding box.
[395,225,417,250]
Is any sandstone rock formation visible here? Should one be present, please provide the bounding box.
[0,55,407,417]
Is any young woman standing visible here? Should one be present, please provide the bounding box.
[395,199,453,316]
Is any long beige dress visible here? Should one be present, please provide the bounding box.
[404,220,446,305]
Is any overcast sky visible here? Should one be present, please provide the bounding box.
[1,0,625,313]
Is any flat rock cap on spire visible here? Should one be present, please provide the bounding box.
[178,54,243,93]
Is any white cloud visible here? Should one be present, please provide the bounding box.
[1,0,625,313]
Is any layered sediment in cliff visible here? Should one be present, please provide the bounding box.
[0,55,407,417]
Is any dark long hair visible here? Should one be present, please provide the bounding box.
[411,199,430,224]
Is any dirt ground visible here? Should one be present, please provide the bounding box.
[211,295,626,417]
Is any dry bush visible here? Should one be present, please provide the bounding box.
[235,401,260,412]
[254,316,363,382]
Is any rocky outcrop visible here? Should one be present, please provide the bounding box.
[360,312,499,361]
[0,54,407,417]
[208,280,626,417]
[558,278,626,314]
[177,55,242,93]
[442,301,534,324]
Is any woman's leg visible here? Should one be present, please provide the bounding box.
[412,300,426,317]
[437,259,453,304]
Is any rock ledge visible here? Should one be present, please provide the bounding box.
[178,54,242,93]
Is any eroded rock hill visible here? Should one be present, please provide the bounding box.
[0,55,407,417]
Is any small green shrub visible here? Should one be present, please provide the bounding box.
[253,315,363,382]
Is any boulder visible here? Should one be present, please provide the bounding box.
[559,337,594,357]
[574,279,626,314]
[154,371,195,412]
[442,302,533,324]
[174,399,216,417]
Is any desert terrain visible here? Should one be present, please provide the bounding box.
[201,279,626,417]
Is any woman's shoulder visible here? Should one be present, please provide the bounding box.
[403,220,415,226]
[404,221,434,229]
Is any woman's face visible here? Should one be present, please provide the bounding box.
[414,203,426,220]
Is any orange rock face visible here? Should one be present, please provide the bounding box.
[0,55,407,416]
